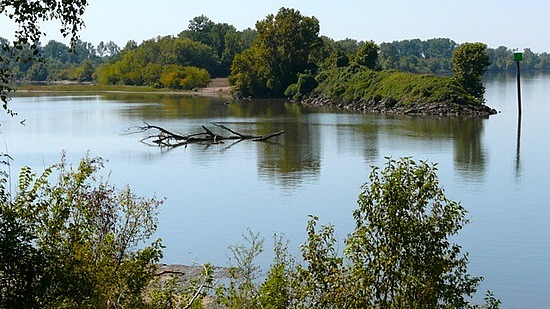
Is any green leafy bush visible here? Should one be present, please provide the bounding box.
[0,154,164,308]
[160,65,211,90]
[284,72,318,100]
[218,158,500,308]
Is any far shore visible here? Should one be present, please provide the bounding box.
[14,78,232,98]
[14,78,497,117]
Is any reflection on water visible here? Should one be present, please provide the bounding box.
[75,93,488,186]
[257,113,322,187]
[516,116,522,179]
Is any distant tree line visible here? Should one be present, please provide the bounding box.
[2,14,550,90]
[0,15,256,89]
[323,38,550,74]
[378,39,550,73]
[0,37,114,83]
[96,16,256,89]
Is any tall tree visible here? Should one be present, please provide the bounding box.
[230,7,321,98]
[452,42,490,100]
[354,40,379,69]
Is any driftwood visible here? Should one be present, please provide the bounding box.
[129,122,284,148]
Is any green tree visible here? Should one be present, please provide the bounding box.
[74,59,94,81]
[0,0,88,111]
[335,38,362,57]
[0,168,46,308]
[378,38,457,74]
[452,42,490,100]
[284,71,318,100]
[294,216,348,307]
[221,29,252,76]
[230,7,321,98]
[25,62,48,81]
[216,232,296,309]
[354,40,379,69]
[43,40,71,63]
[229,47,269,97]
[179,15,256,77]
[183,15,216,46]
[344,157,482,307]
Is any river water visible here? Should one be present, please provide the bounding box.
[2,73,549,307]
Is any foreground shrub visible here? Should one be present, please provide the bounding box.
[218,158,500,308]
[0,154,163,308]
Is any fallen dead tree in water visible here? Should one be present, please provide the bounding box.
[129,122,284,148]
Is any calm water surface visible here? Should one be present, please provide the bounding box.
[2,73,549,308]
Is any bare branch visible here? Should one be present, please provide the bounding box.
[128,123,284,148]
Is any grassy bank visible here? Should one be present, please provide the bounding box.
[314,65,478,107]
[305,65,496,116]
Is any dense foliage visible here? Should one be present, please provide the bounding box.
[0,14,254,92]
[179,15,256,77]
[378,38,457,74]
[227,10,495,106]
[345,158,479,307]
[95,16,255,88]
[0,155,164,308]
[313,64,479,106]
[378,38,550,74]
[291,40,492,111]
[0,38,112,83]
[230,8,322,98]
[96,36,214,88]
[452,43,491,100]
[0,156,501,308]
[215,158,501,308]
[3,7,550,100]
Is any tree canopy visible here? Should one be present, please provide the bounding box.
[353,40,379,69]
[230,7,322,98]
[179,15,254,76]
[452,42,491,100]
[96,36,214,88]
[3,6,550,98]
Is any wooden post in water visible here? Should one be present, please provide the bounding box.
[514,52,523,118]
[514,52,523,177]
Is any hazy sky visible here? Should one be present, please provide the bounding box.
[1,0,548,52]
